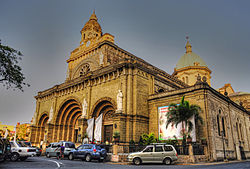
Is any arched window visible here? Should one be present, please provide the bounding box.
[217,115,221,136]
[79,64,90,77]
[221,117,226,137]
[239,123,243,140]
[182,77,185,82]
[236,122,240,140]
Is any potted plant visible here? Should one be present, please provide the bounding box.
[187,134,192,143]
[113,131,120,143]
[201,137,207,145]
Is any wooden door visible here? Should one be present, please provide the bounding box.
[104,125,113,143]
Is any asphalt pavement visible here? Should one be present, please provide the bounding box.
[0,156,249,169]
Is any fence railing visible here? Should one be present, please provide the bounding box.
[192,144,205,155]
[174,145,189,155]
[100,143,205,155]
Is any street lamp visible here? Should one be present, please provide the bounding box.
[221,131,226,161]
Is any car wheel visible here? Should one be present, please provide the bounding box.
[85,154,91,162]
[20,157,28,161]
[68,153,74,160]
[133,157,141,165]
[163,158,172,165]
[0,157,5,162]
[46,153,50,158]
[10,153,19,162]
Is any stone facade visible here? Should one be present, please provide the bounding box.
[148,81,250,161]
[30,12,186,147]
[30,12,249,161]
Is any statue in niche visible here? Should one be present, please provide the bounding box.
[48,105,53,123]
[117,90,123,111]
[82,98,88,118]
[99,51,104,65]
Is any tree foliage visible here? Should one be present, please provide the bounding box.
[0,40,29,91]
[140,133,157,145]
[166,96,203,144]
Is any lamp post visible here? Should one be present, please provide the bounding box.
[221,131,226,161]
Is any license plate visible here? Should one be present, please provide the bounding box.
[100,157,104,159]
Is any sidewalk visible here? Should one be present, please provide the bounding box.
[107,159,250,165]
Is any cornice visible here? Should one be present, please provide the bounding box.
[148,83,247,113]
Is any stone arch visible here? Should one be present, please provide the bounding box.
[91,97,117,117]
[54,98,82,142]
[36,113,49,145]
[38,113,49,126]
[91,97,117,143]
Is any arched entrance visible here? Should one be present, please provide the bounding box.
[92,99,116,143]
[55,99,82,142]
[37,113,49,144]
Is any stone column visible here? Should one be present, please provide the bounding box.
[235,143,242,160]
[113,112,126,144]
[29,125,37,145]
[46,123,54,144]
[78,118,88,140]
[188,144,195,163]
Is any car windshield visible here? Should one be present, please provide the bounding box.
[17,141,29,147]
[65,143,75,148]
[95,145,102,150]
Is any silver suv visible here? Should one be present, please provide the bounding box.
[46,141,75,158]
[128,144,178,165]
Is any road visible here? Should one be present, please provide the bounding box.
[0,157,249,169]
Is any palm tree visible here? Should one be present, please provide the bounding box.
[166,96,203,144]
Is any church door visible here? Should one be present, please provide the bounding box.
[104,125,113,143]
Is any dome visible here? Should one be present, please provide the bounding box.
[176,41,207,70]
[80,11,102,41]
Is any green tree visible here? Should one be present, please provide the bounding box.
[0,40,29,91]
[166,96,203,144]
[141,133,157,145]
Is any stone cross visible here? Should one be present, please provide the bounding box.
[117,90,123,111]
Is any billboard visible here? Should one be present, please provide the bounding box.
[158,106,196,141]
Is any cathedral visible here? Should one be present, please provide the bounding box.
[30,12,249,161]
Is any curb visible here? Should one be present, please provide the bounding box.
[107,159,250,166]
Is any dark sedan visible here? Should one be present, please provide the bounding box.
[68,144,107,162]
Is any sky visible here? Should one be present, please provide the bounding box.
[0,0,249,126]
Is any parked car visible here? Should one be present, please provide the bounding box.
[9,141,36,161]
[127,144,178,165]
[68,144,107,162]
[45,141,75,158]
[0,138,11,162]
[32,146,42,156]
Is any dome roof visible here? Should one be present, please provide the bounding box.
[176,40,207,70]
[81,11,102,34]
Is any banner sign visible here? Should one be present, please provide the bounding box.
[158,106,196,141]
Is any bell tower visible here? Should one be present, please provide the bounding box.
[80,11,103,45]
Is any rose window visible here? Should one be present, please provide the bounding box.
[79,64,90,77]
